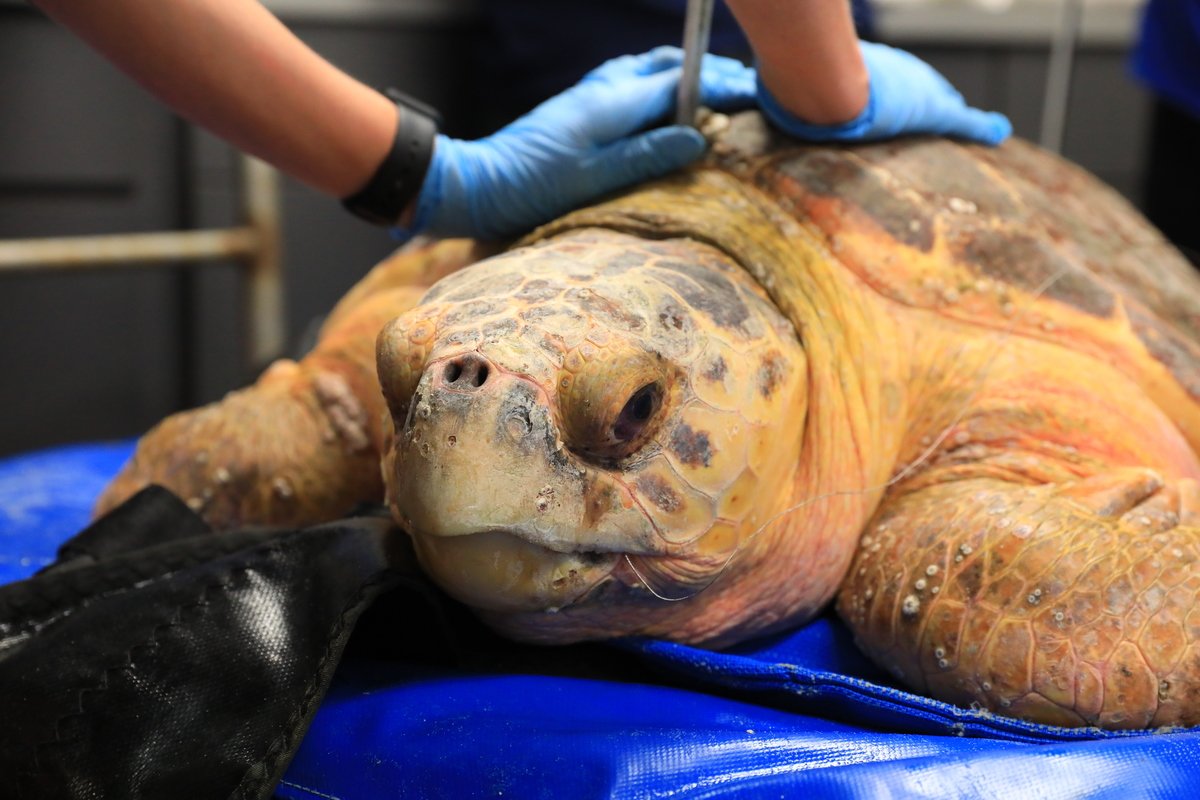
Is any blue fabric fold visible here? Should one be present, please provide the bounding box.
[4,442,1200,799]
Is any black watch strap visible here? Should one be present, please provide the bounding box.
[341,88,441,227]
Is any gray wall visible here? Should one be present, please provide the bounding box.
[0,4,481,455]
[0,2,1157,456]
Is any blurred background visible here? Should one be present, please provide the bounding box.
[0,0,1175,456]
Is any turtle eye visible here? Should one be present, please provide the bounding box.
[613,383,661,443]
[558,355,672,465]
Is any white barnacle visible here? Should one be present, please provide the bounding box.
[915,578,927,591]
[934,646,946,659]
[901,594,921,618]
[214,467,232,485]
[926,564,939,577]
[271,477,294,499]
[948,196,977,214]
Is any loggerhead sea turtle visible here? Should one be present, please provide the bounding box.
[96,112,1200,730]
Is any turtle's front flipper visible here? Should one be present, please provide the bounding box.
[838,469,1200,729]
[94,239,493,530]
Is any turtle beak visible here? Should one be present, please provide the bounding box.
[383,351,647,613]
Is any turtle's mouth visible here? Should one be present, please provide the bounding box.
[409,527,621,614]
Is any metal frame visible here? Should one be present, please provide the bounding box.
[0,154,284,366]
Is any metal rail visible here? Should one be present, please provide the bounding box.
[1039,0,1085,154]
[676,0,715,127]
[0,154,284,366]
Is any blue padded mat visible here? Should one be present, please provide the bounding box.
[3,442,1200,799]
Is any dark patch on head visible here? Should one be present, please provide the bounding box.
[442,271,524,302]
[669,423,713,468]
[635,474,683,514]
[651,262,749,330]
[536,333,566,364]
[516,279,562,302]
[481,318,519,341]
[442,300,498,326]
[704,356,727,382]
[774,152,934,252]
[583,480,621,527]
[492,381,572,479]
[757,350,786,398]
[1129,306,1200,400]
[599,251,649,276]
[519,304,582,324]
[657,299,691,333]
[952,228,1115,317]
[567,288,645,331]
[443,329,482,348]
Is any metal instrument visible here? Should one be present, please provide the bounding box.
[675,0,716,126]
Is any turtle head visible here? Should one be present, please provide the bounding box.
[377,230,809,645]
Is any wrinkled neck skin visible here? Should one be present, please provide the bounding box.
[379,157,911,649]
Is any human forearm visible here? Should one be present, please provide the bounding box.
[31,0,395,198]
[724,0,868,125]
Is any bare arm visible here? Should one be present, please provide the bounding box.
[31,0,395,199]
[724,0,869,125]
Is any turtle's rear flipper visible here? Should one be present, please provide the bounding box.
[837,469,1200,730]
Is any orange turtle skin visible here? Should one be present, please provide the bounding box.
[96,113,1200,729]
[93,239,497,526]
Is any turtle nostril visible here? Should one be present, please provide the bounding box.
[439,354,491,391]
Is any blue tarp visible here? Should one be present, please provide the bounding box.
[3,442,1199,799]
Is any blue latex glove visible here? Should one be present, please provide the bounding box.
[758,41,1012,146]
[404,46,756,240]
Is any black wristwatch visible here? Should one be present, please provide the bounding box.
[341,88,442,227]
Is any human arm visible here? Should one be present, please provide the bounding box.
[31,0,396,199]
[724,0,1012,145]
[724,0,869,126]
[30,1,756,237]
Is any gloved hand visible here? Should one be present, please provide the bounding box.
[758,41,1012,146]
[405,46,756,241]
